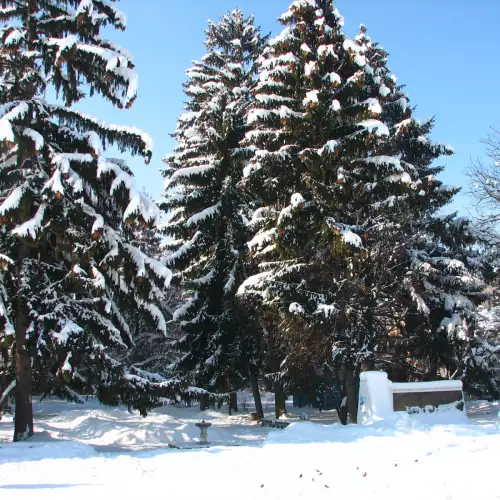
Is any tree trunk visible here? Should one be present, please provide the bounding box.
[12,0,37,444]
[336,372,348,425]
[229,392,238,414]
[0,347,10,415]
[428,360,438,380]
[14,348,33,441]
[199,393,209,411]
[337,395,348,425]
[361,356,375,372]
[249,366,264,418]
[307,369,317,408]
[345,365,359,424]
[13,233,33,441]
[14,297,33,441]
[274,381,286,419]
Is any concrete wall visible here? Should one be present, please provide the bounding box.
[357,371,464,425]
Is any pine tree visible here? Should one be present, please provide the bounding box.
[0,0,178,441]
[467,303,500,399]
[239,0,479,421]
[402,217,488,381]
[470,245,500,398]
[161,10,267,403]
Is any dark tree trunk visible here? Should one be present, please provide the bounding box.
[0,347,9,415]
[307,369,317,408]
[229,392,238,415]
[345,365,359,424]
[361,357,375,372]
[274,381,286,419]
[337,396,348,425]
[12,0,37,445]
[199,393,209,411]
[14,345,33,441]
[487,379,500,402]
[336,373,348,425]
[249,366,264,418]
[14,292,33,441]
[428,360,438,380]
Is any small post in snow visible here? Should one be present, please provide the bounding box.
[195,420,212,445]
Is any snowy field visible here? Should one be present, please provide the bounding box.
[0,397,499,499]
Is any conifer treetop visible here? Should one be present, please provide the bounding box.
[160,10,267,393]
[237,0,469,384]
[0,0,152,161]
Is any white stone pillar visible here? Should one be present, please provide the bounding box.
[357,371,393,424]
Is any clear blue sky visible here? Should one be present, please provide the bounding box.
[79,0,500,215]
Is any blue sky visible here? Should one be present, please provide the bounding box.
[80,0,500,214]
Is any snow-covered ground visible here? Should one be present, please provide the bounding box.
[0,392,338,451]
[0,397,499,499]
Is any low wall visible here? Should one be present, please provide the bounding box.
[357,371,464,425]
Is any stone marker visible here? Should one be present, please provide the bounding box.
[195,420,212,445]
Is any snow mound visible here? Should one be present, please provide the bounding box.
[1,398,271,450]
[38,407,238,448]
[377,409,469,429]
[265,409,493,446]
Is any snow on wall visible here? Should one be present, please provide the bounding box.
[391,380,463,394]
[357,371,393,425]
[357,371,464,425]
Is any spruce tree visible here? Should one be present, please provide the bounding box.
[468,303,500,399]
[0,0,177,441]
[403,217,487,381]
[467,247,500,398]
[239,0,481,421]
[357,28,486,385]
[161,11,267,403]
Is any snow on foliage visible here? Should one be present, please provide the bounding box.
[303,90,319,106]
[0,0,182,417]
[342,230,363,248]
[380,84,391,96]
[11,204,47,239]
[358,119,390,137]
[160,10,268,393]
[289,302,305,314]
[237,1,483,398]
[290,193,305,208]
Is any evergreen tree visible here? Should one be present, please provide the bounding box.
[401,217,486,381]
[400,219,493,392]
[467,303,500,399]
[0,0,178,441]
[161,10,267,403]
[238,0,482,421]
